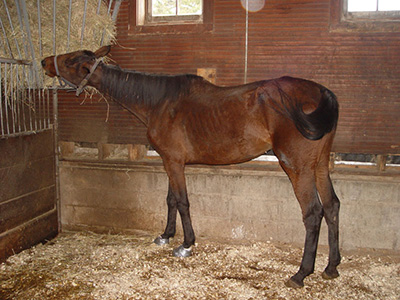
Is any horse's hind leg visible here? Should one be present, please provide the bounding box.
[315,155,341,280]
[275,150,324,288]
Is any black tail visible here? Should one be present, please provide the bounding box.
[275,85,339,140]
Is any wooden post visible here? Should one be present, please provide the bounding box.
[329,152,335,171]
[376,155,387,172]
[197,68,216,84]
[59,141,75,158]
[128,144,147,161]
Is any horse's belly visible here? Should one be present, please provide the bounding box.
[180,99,272,165]
[186,134,272,165]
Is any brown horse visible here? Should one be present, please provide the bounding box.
[42,46,340,288]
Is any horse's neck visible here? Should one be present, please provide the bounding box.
[94,65,152,126]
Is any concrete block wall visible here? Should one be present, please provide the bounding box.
[60,161,400,251]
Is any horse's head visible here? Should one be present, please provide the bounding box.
[41,46,111,92]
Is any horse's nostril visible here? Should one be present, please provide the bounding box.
[41,59,46,68]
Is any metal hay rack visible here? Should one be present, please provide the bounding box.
[0,0,121,138]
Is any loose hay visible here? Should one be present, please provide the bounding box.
[1,231,399,300]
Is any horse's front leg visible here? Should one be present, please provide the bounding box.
[154,185,177,245]
[157,160,195,257]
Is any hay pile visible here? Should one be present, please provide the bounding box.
[0,0,116,87]
[1,231,399,299]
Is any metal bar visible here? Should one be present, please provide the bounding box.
[81,0,88,47]
[0,64,4,136]
[15,64,21,133]
[3,63,9,135]
[46,87,50,128]
[100,0,114,46]
[3,0,23,59]
[14,0,30,60]
[0,30,7,56]
[37,0,46,86]
[38,78,42,130]
[0,57,31,65]
[101,0,121,46]
[19,0,42,86]
[244,0,248,84]
[107,0,113,15]
[111,0,122,21]
[96,0,102,14]
[95,0,102,44]
[0,128,52,139]
[43,83,48,129]
[37,0,42,58]
[4,0,30,89]
[10,64,16,133]
[28,66,36,131]
[40,87,44,129]
[0,14,14,58]
[53,86,61,232]
[53,0,56,55]
[67,0,72,51]
[19,65,27,132]
[25,65,32,132]
[51,0,61,233]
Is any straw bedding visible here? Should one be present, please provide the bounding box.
[1,231,399,299]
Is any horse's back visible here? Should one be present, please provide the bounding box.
[148,75,337,165]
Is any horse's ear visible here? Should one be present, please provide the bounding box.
[94,45,111,58]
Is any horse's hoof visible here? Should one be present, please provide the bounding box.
[285,277,304,289]
[172,245,192,257]
[154,236,170,246]
[322,269,339,280]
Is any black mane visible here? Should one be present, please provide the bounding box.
[100,64,202,107]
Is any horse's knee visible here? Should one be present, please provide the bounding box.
[323,196,340,226]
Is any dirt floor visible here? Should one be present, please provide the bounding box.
[1,231,399,300]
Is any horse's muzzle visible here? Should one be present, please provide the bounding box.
[41,57,56,77]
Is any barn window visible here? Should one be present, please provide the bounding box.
[344,0,400,20]
[152,0,202,17]
[132,0,213,34]
[137,0,203,25]
[348,0,400,12]
[330,0,400,32]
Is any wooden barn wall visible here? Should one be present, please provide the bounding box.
[0,130,58,262]
[57,0,400,155]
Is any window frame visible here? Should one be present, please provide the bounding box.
[130,0,213,35]
[147,0,203,25]
[344,0,400,21]
[330,0,400,32]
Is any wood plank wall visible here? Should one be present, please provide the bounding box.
[0,130,58,262]
[57,0,400,155]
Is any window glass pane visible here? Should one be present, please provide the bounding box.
[152,0,176,16]
[379,0,400,11]
[348,0,377,12]
[178,0,202,15]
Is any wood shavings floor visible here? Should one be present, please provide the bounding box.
[1,231,399,300]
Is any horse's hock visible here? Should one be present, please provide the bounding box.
[59,159,400,251]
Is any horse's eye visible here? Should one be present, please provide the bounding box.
[64,58,74,67]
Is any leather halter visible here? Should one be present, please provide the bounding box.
[53,55,102,96]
